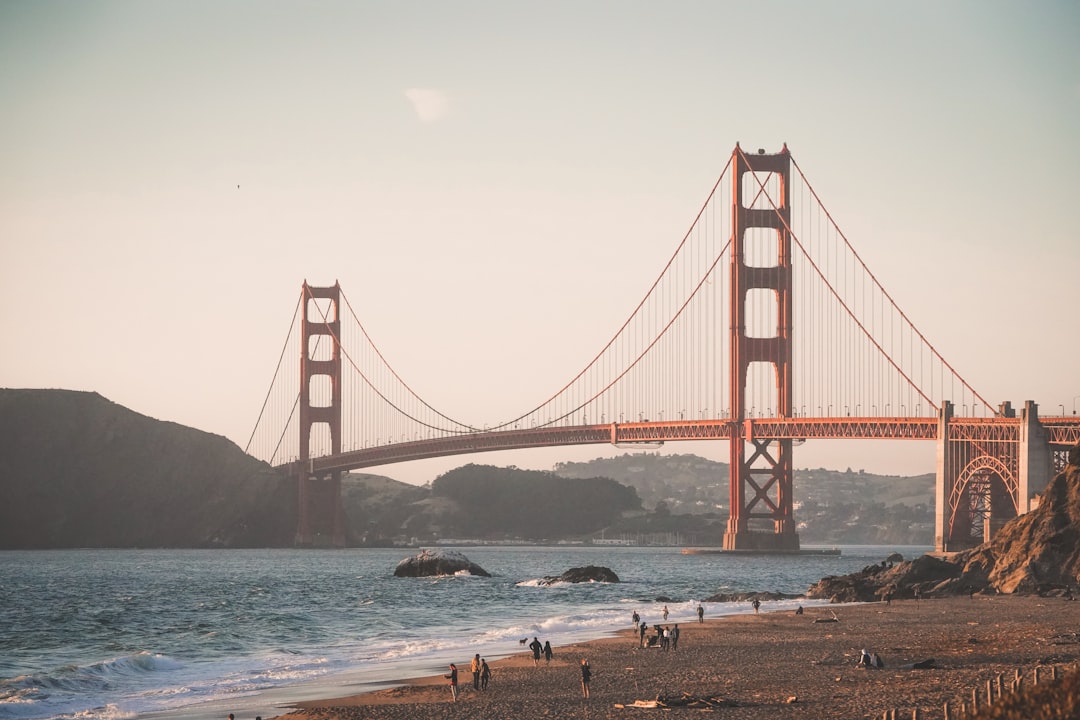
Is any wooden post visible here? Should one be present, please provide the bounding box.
[1034,666,1040,684]
[943,700,950,720]
[1052,665,1058,681]
[912,708,918,720]
[986,679,992,703]
[971,688,978,712]
[996,673,1003,698]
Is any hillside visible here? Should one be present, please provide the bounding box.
[0,389,295,548]
[555,453,934,544]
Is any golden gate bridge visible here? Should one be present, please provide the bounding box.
[245,145,1080,551]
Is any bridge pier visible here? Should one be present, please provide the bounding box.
[1018,401,1052,513]
[934,402,952,552]
[295,469,346,548]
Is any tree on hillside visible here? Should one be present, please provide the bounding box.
[432,464,642,539]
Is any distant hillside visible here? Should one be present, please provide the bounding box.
[0,389,295,548]
[555,452,934,544]
[341,473,429,545]
[555,453,729,514]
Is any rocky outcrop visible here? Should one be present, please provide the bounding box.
[962,443,1080,594]
[539,565,620,585]
[393,548,491,577]
[704,590,803,602]
[808,443,1080,602]
[807,554,964,602]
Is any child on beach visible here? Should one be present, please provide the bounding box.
[580,658,591,698]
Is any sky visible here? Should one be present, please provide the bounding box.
[3,1,1078,486]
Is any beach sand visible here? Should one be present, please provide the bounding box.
[274,595,1080,720]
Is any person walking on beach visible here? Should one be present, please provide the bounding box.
[543,640,554,664]
[580,658,592,698]
[632,610,639,627]
[752,598,761,614]
[697,604,704,623]
[662,605,669,621]
[480,658,491,690]
[445,663,459,701]
[638,620,647,648]
[529,637,543,666]
[471,653,481,690]
[671,624,680,651]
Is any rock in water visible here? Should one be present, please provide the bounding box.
[539,565,620,585]
[393,548,491,577]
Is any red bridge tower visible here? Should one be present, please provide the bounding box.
[296,281,346,547]
[724,145,799,551]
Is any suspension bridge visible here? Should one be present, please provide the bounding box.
[246,144,1080,551]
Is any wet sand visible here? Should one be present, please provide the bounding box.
[274,595,1080,720]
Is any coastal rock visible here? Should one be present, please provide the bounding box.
[393,548,491,577]
[807,555,964,602]
[964,445,1080,594]
[807,442,1080,601]
[704,590,802,603]
[539,565,619,585]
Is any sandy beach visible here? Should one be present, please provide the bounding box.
[273,595,1080,720]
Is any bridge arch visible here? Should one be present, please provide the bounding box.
[946,454,1018,550]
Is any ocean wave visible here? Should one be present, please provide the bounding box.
[0,654,177,720]
[1,653,179,697]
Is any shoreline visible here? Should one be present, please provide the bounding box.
[272,595,1080,720]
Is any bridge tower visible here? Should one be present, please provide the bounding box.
[723,145,799,551]
[296,281,346,548]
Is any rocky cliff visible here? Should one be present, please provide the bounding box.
[808,443,1080,601]
[0,389,295,548]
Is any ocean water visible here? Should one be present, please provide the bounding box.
[0,545,928,720]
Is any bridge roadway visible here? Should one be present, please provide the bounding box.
[288,416,1080,477]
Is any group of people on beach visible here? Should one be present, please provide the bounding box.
[444,640,591,701]
[445,654,493,701]
[634,606,699,649]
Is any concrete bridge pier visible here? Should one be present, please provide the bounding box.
[1018,400,1052,513]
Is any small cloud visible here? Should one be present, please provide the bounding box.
[404,88,449,123]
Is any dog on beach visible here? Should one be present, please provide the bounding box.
[519,638,527,646]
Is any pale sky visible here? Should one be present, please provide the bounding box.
[3,1,1078,486]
